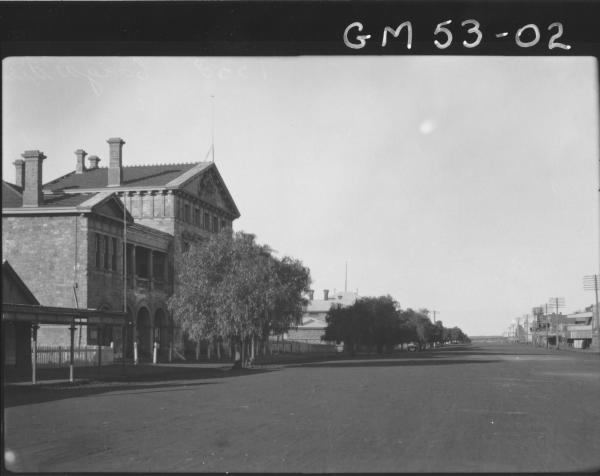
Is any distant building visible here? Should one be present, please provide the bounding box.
[564,306,595,349]
[2,138,240,361]
[286,289,358,344]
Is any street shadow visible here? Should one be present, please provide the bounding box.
[288,344,527,368]
[4,380,218,408]
[3,365,273,408]
[430,345,563,357]
[299,358,500,369]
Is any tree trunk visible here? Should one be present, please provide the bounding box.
[195,340,200,361]
[251,336,255,359]
[207,342,212,360]
[240,337,245,368]
[234,340,241,362]
[217,340,221,360]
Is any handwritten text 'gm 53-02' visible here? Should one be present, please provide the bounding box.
[343,20,571,51]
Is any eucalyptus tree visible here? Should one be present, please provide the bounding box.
[168,230,310,367]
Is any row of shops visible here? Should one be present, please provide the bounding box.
[507,307,598,350]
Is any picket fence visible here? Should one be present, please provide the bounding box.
[268,340,337,354]
[34,345,114,367]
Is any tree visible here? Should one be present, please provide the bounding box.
[323,296,400,354]
[323,304,360,354]
[449,326,470,344]
[394,313,419,350]
[168,230,311,367]
[402,309,435,350]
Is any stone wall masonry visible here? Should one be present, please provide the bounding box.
[119,192,175,236]
[130,193,142,217]
[2,215,88,308]
[153,193,165,217]
[37,324,88,347]
[142,193,153,218]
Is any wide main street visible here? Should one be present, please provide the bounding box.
[4,343,600,473]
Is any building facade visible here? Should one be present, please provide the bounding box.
[2,138,240,361]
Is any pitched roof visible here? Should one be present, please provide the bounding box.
[305,292,358,313]
[2,181,24,207]
[1,182,134,222]
[299,316,328,328]
[2,260,40,305]
[2,182,98,208]
[41,193,99,207]
[44,163,203,192]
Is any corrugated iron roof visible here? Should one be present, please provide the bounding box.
[2,182,23,208]
[44,163,203,191]
[3,181,101,209]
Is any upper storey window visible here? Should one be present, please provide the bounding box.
[111,237,118,271]
[95,234,102,268]
[103,235,110,270]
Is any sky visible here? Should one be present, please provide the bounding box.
[2,56,599,336]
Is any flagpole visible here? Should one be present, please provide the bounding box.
[211,94,215,162]
[345,261,348,293]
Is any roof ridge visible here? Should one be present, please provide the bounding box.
[124,161,200,168]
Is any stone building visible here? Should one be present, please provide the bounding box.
[2,137,240,361]
[287,289,358,344]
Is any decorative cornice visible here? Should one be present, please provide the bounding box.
[3,207,87,215]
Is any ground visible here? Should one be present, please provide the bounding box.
[4,343,600,472]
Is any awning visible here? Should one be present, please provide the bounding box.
[567,330,593,339]
[2,303,126,326]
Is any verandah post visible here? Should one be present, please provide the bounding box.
[69,321,76,382]
[31,323,39,385]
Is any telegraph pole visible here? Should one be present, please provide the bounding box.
[545,303,549,348]
[548,297,565,349]
[532,307,543,347]
[583,275,600,351]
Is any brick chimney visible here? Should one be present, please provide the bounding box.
[21,150,46,207]
[308,289,314,301]
[88,155,101,169]
[107,137,125,186]
[323,289,329,301]
[75,149,87,174]
[13,159,25,188]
